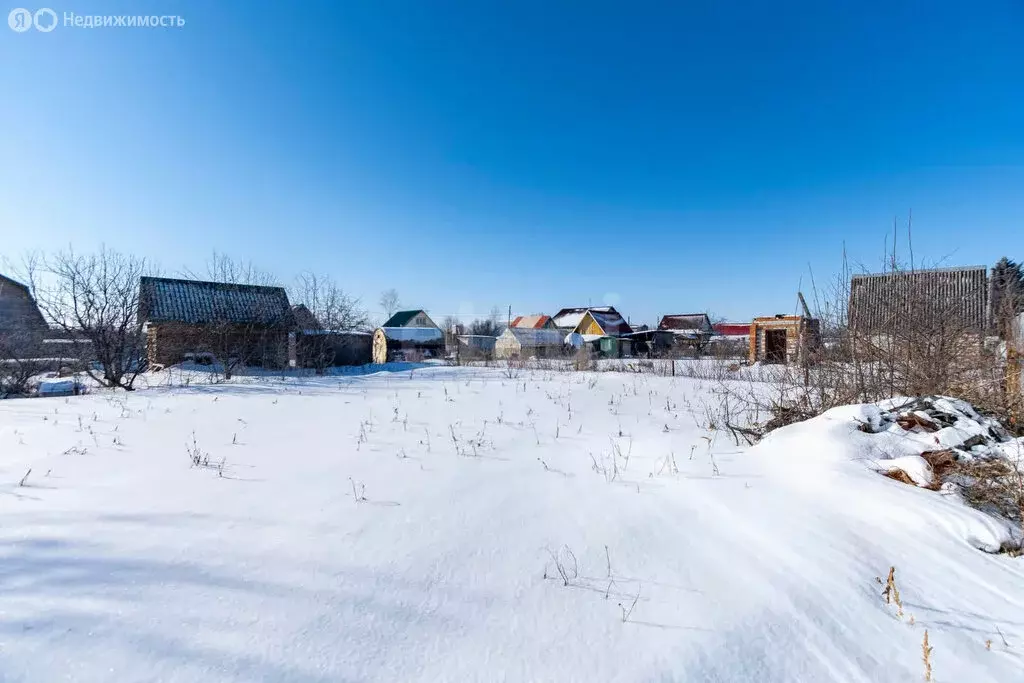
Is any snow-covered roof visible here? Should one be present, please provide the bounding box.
[552,306,631,335]
[378,327,444,342]
[504,328,565,346]
[552,310,588,329]
[589,310,632,336]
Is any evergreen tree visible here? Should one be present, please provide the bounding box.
[990,257,1023,337]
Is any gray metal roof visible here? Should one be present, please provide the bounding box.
[659,313,713,333]
[504,327,565,346]
[848,266,989,333]
[140,277,294,326]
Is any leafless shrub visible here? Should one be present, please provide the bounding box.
[573,345,594,371]
[703,240,1023,445]
[504,356,523,379]
[948,456,1024,527]
[0,331,49,398]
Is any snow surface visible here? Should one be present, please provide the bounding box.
[1,366,1023,682]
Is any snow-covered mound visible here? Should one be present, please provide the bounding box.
[1,367,1022,682]
[753,399,1023,554]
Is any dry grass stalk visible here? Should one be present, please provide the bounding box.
[882,566,904,617]
[922,630,933,681]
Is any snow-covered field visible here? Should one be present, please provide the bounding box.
[1,366,1022,682]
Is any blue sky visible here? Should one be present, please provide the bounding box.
[2,1,1023,324]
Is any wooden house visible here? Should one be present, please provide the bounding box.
[139,276,296,369]
[553,307,634,357]
[495,327,566,359]
[658,313,715,352]
[372,309,444,363]
[552,307,633,336]
[0,274,47,339]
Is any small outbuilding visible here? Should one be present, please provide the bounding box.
[625,329,675,357]
[658,313,715,353]
[456,334,496,360]
[495,327,565,359]
[749,314,821,365]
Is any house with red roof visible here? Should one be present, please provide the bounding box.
[510,314,555,329]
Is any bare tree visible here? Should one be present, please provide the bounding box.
[28,247,150,390]
[469,318,499,336]
[184,250,279,287]
[292,272,368,374]
[379,289,401,319]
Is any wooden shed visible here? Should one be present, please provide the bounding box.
[139,277,295,369]
[495,328,565,359]
[659,313,714,353]
[749,314,821,365]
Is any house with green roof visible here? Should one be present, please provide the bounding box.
[381,310,437,329]
[373,309,444,363]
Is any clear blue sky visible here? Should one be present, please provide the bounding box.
[2,1,1023,324]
